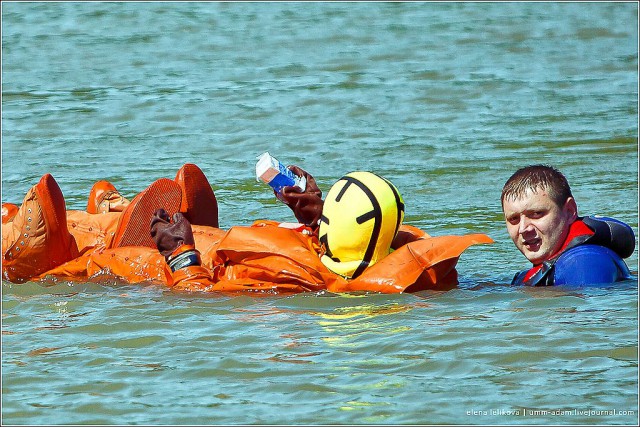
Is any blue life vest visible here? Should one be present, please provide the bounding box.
[511,216,636,286]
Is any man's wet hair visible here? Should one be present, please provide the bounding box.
[501,164,573,208]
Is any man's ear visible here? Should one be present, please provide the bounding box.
[563,196,578,221]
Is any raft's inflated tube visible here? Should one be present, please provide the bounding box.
[318,171,404,279]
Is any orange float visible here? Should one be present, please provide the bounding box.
[2,165,493,294]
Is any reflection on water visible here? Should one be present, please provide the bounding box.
[2,278,639,425]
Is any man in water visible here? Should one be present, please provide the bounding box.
[501,164,635,286]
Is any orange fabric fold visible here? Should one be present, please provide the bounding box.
[38,246,171,285]
[331,234,495,293]
[66,210,121,254]
[210,225,340,293]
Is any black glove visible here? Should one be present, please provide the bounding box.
[150,209,200,271]
[278,165,324,229]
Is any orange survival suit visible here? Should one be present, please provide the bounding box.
[2,164,493,294]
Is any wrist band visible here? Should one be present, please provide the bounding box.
[168,249,201,272]
[167,244,196,260]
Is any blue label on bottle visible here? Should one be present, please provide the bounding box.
[268,169,297,193]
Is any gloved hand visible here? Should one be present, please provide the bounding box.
[278,165,324,229]
[150,208,195,259]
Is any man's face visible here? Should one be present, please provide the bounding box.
[502,188,577,265]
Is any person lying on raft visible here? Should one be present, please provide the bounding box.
[148,167,495,293]
[2,164,219,284]
[2,164,493,293]
[501,164,635,286]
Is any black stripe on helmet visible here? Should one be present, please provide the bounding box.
[380,175,404,238]
[340,175,383,279]
[335,177,352,202]
[356,210,376,224]
[318,231,337,261]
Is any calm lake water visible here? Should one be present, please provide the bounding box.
[2,2,638,425]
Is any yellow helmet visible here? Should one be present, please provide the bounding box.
[318,171,405,279]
